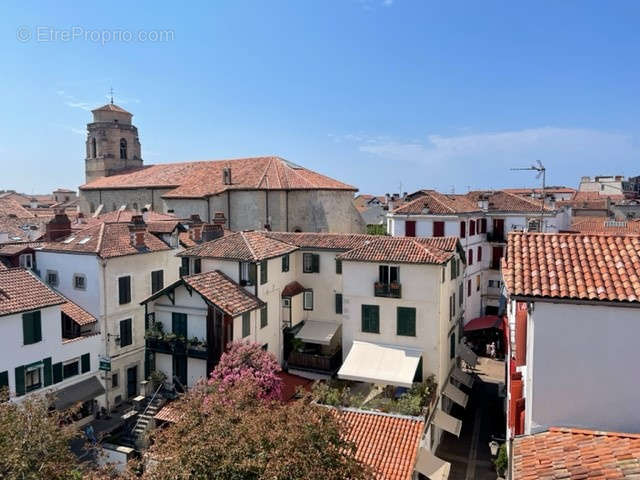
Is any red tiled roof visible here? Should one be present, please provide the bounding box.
[338,236,459,265]
[513,427,640,480]
[340,409,424,480]
[180,230,297,262]
[503,232,640,303]
[40,223,171,259]
[0,268,65,316]
[504,187,576,195]
[97,210,178,224]
[154,405,184,423]
[92,103,131,114]
[79,157,357,198]
[0,243,39,256]
[558,191,625,210]
[392,190,481,215]
[146,220,182,234]
[277,371,312,402]
[267,231,377,250]
[281,281,305,297]
[183,270,265,316]
[61,300,97,326]
[466,190,553,213]
[569,217,640,235]
[0,198,35,218]
[178,231,197,248]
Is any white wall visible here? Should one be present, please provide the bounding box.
[527,301,640,433]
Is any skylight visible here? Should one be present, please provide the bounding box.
[62,237,76,244]
[78,237,92,244]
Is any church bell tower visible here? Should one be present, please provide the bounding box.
[84,96,143,184]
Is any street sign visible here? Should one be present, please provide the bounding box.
[99,356,111,372]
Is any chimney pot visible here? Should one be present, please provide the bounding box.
[213,211,226,226]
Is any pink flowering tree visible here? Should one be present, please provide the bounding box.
[209,341,283,401]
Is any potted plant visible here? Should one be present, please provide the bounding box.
[390,281,401,296]
[149,370,167,389]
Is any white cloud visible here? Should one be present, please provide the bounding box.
[50,123,85,136]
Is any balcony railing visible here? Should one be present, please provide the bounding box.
[374,282,402,298]
[146,336,208,359]
[487,231,505,243]
[288,348,342,373]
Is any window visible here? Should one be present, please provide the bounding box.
[335,293,343,314]
[469,220,476,236]
[118,276,131,305]
[19,254,33,269]
[194,259,202,274]
[25,367,41,392]
[303,253,320,273]
[379,265,399,284]
[361,305,380,333]
[477,246,482,262]
[452,293,456,316]
[262,343,268,351]
[181,257,190,276]
[242,312,251,337]
[260,260,268,285]
[441,267,445,283]
[281,254,290,272]
[239,262,257,286]
[91,137,97,157]
[397,307,416,336]
[119,318,132,347]
[303,290,314,310]
[46,270,58,287]
[335,258,342,274]
[480,218,487,233]
[260,305,268,328]
[476,275,481,291]
[467,279,472,297]
[0,371,8,390]
[63,360,79,379]
[450,260,457,280]
[73,273,86,290]
[433,221,445,237]
[450,332,456,359]
[119,138,127,159]
[151,270,164,294]
[172,312,188,338]
[112,372,119,388]
[405,220,416,237]
[22,311,42,345]
[460,221,466,238]
[468,249,473,265]
[52,363,63,384]
[458,284,463,306]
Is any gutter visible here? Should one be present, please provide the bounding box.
[509,294,640,309]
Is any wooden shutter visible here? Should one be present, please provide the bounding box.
[81,353,90,373]
[22,313,33,345]
[282,255,289,272]
[249,263,257,285]
[0,371,7,390]
[470,220,475,236]
[260,260,268,285]
[43,357,52,386]
[335,258,342,274]
[433,221,444,237]
[33,311,42,343]
[260,306,268,328]
[477,246,482,262]
[460,221,466,238]
[172,313,187,337]
[119,276,131,304]
[15,366,25,396]
[450,333,456,359]
[52,362,63,383]
[397,307,416,336]
[335,293,343,314]
[312,254,320,273]
[405,221,416,237]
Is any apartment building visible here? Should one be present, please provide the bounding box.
[0,266,103,425]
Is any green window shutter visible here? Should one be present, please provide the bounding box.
[282,254,289,272]
[397,307,416,336]
[119,276,131,304]
[52,362,63,383]
[249,264,257,285]
[15,366,25,396]
[242,312,250,337]
[361,305,379,333]
[120,319,133,347]
[81,353,90,373]
[172,313,187,338]
[260,305,268,328]
[22,313,33,344]
[450,332,456,359]
[0,371,8,388]
[335,258,342,274]
[312,254,320,273]
[260,260,268,285]
[335,293,343,314]
[33,311,42,343]
[43,357,52,386]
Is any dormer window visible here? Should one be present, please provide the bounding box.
[119,138,127,159]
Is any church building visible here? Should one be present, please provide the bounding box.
[79,102,365,233]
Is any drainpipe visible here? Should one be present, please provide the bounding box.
[285,190,289,231]
[206,197,211,223]
[101,258,110,416]
[227,191,231,229]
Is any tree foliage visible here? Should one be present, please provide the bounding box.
[208,341,283,401]
[0,389,82,479]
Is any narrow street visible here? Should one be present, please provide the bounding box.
[436,358,505,480]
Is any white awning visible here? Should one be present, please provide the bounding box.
[338,341,422,388]
[443,381,468,408]
[432,409,462,437]
[458,343,478,367]
[414,448,451,480]
[295,320,341,346]
[450,366,474,388]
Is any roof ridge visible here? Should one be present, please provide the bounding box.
[425,191,456,213]
[548,426,640,439]
[502,189,548,209]
[95,223,106,255]
[241,231,258,261]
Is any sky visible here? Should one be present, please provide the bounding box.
[1,1,639,196]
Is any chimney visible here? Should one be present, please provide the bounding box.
[213,211,226,226]
[222,167,232,185]
[29,197,38,209]
[189,214,203,242]
[128,214,147,249]
[46,209,72,241]
[202,223,224,242]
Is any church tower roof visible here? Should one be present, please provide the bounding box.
[91,103,131,115]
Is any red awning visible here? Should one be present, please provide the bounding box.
[464,315,502,332]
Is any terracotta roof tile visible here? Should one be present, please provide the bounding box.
[569,218,640,235]
[61,300,97,326]
[180,231,297,262]
[392,190,481,215]
[154,405,184,423]
[80,157,357,198]
[40,223,171,259]
[503,232,640,303]
[281,281,305,297]
[0,268,65,316]
[0,198,35,218]
[466,190,553,213]
[92,103,131,114]
[340,409,424,480]
[513,427,640,480]
[338,236,459,265]
[266,231,378,250]
[183,270,264,316]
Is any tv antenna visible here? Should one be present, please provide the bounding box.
[510,160,546,232]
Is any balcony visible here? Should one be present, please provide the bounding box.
[487,231,505,243]
[146,334,208,360]
[374,282,402,298]
[288,348,342,373]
